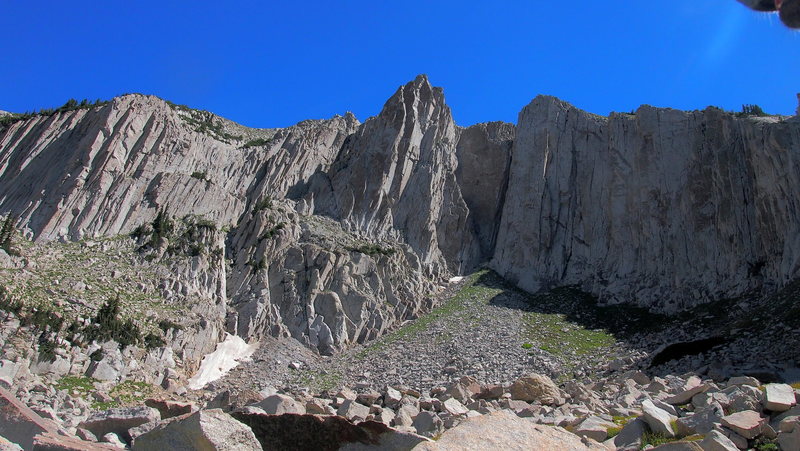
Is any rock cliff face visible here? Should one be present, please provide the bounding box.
[302,75,486,275]
[492,96,800,311]
[0,95,358,242]
[1,76,799,363]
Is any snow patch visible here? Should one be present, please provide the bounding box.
[448,276,465,283]
[187,334,257,390]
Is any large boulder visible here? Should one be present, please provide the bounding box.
[573,416,615,442]
[132,409,260,451]
[253,394,305,415]
[777,423,800,451]
[613,417,648,451]
[231,412,430,450]
[641,399,676,438]
[31,431,120,450]
[0,387,61,450]
[0,436,21,451]
[78,406,160,444]
[675,402,724,436]
[412,412,444,438]
[337,400,371,422]
[665,383,709,406]
[508,374,562,405]
[699,430,739,451]
[720,410,765,439]
[412,410,605,450]
[723,385,763,413]
[144,399,197,420]
[764,383,796,412]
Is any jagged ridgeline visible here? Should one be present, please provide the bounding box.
[0,75,799,364]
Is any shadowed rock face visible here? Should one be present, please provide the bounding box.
[230,412,429,451]
[492,96,800,311]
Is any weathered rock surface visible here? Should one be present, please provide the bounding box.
[508,373,562,404]
[412,410,605,450]
[253,394,305,415]
[303,75,483,275]
[0,436,21,451]
[31,431,120,450]
[720,410,765,439]
[132,409,260,451]
[492,96,800,311]
[642,399,677,437]
[77,406,160,444]
[0,387,60,450]
[675,402,724,436]
[764,383,796,412]
[700,429,739,451]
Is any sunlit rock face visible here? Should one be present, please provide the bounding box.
[492,95,800,311]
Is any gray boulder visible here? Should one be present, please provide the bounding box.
[412,410,605,450]
[78,406,160,444]
[613,417,648,451]
[642,399,676,438]
[720,410,765,439]
[337,400,371,422]
[508,374,562,405]
[675,402,724,436]
[573,415,615,442]
[764,383,796,412]
[132,409,260,451]
[699,429,739,451]
[253,394,305,415]
[777,423,800,451]
[412,411,444,438]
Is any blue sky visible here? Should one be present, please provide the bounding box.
[1,1,798,127]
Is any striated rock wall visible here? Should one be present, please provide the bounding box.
[302,75,486,275]
[0,94,357,242]
[492,96,800,311]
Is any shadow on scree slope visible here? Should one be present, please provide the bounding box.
[473,270,735,368]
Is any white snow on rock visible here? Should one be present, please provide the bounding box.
[187,334,257,390]
[448,276,465,284]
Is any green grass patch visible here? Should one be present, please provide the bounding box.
[606,426,622,439]
[522,311,615,357]
[241,137,273,149]
[291,369,343,392]
[190,171,208,181]
[252,197,273,213]
[355,270,500,359]
[640,431,677,448]
[56,376,99,397]
[90,380,157,410]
